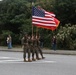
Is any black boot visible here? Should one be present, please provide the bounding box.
[28,58,32,62]
[32,58,36,61]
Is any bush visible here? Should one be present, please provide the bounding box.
[56,24,76,50]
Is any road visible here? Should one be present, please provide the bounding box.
[0,51,76,75]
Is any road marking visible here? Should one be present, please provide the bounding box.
[0,56,56,63]
[0,56,10,59]
[43,60,56,63]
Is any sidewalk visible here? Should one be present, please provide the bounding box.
[0,46,76,55]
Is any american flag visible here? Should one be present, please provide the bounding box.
[32,6,60,31]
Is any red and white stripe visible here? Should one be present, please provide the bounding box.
[32,11,56,27]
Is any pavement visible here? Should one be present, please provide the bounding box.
[0,46,76,55]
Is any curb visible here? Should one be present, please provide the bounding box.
[0,47,76,55]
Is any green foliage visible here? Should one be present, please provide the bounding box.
[0,0,28,33]
[52,0,76,25]
[19,18,32,35]
[56,24,76,50]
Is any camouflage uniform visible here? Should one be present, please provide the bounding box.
[34,36,41,60]
[22,34,31,62]
[30,36,36,61]
[36,36,45,59]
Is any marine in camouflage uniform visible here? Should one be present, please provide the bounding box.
[33,35,41,60]
[22,34,32,62]
[36,35,45,59]
[29,35,36,61]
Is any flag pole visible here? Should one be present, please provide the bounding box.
[32,24,33,37]
[36,27,38,36]
[36,0,40,37]
[31,2,34,37]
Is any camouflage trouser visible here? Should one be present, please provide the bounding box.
[23,45,31,60]
[30,45,39,59]
[34,46,40,59]
[30,45,34,58]
[37,46,43,58]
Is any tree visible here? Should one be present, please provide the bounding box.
[0,0,29,34]
[53,0,76,25]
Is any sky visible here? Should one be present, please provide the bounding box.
[0,0,2,1]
